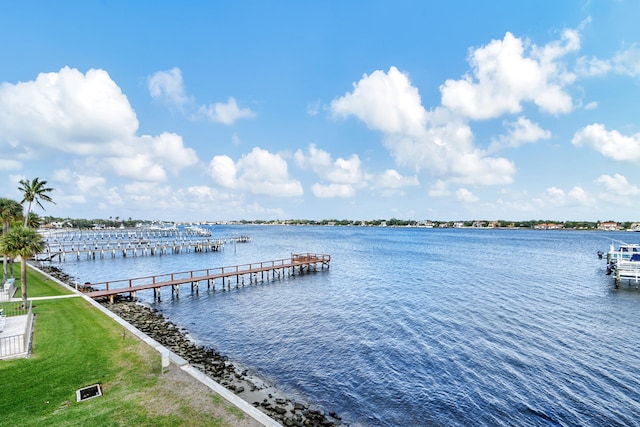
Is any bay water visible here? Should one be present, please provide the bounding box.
[55,225,640,426]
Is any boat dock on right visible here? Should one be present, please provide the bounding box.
[602,243,640,287]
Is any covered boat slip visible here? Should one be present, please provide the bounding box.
[604,243,640,287]
[83,253,331,303]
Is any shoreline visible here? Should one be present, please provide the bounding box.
[40,265,346,427]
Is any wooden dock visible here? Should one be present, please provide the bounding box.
[83,253,331,303]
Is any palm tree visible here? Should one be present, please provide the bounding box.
[19,177,55,227]
[0,198,24,283]
[25,212,42,229]
[0,226,45,308]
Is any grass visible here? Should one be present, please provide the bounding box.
[0,266,253,427]
[5,267,73,298]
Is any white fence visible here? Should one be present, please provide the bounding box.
[0,300,33,359]
[0,278,16,301]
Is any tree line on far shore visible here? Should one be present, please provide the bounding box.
[230,218,634,230]
[38,216,637,231]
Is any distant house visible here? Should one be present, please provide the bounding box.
[629,222,640,231]
[43,221,66,229]
[597,221,619,231]
[534,223,564,230]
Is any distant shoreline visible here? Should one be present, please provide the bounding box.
[40,222,639,232]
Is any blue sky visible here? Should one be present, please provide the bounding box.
[1,1,639,222]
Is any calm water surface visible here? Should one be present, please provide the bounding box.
[57,226,640,426]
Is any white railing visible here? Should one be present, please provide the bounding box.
[0,278,16,302]
[0,300,33,358]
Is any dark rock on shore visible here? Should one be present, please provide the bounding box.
[103,300,346,427]
[39,265,77,286]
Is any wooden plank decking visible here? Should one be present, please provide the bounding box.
[84,253,331,303]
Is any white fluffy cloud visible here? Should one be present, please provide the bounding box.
[198,97,256,125]
[295,144,419,198]
[595,174,640,197]
[294,144,364,198]
[371,169,419,191]
[611,45,640,77]
[440,30,578,119]
[456,188,479,203]
[0,66,138,154]
[327,24,602,204]
[330,69,516,187]
[52,168,105,194]
[583,101,598,110]
[488,116,551,152]
[209,147,303,197]
[0,67,199,186]
[148,67,255,125]
[96,133,197,182]
[0,159,21,170]
[148,67,191,110]
[543,186,594,207]
[295,144,365,184]
[331,66,427,136]
[572,123,640,162]
[311,183,355,198]
[146,132,198,174]
[428,180,450,197]
[577,44,640,78]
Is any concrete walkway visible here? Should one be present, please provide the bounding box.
[10,294,81,301]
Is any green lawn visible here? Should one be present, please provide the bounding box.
[0,267,250,427]
[21,268,75,297]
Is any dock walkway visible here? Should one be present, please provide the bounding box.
[37,229,250,262]
[84,253,331,303]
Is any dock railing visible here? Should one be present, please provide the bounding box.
[84,253,331,295]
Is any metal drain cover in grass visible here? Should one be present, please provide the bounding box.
[76,384,102,402]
